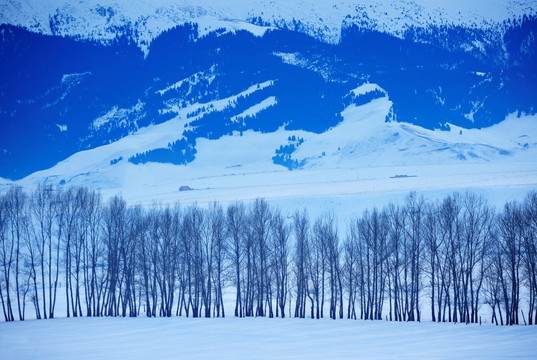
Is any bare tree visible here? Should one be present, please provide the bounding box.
[30,184,58,319]
[25,207,41,319]
[310,216,327,319]
[313,214,341,320]
[344,221,359,320]
[423,201,440,322]
[271,209,290,318]
[141,208,159,317]
[102,196,127,317]
[56,188,81,317]
[208,203,226,318]
[483,220,507,326]
[293,210,310,319]
[200,206,214,318]
[459,192,494,323]
[80,189,104,317]
[522,192,537,325]
[158,206,180,317]
[356,208,388,321]
[438,194,461,323]
[6,186,28,320]
[0,192,15,321]
[250,199,272,317]
[182,205,205,317]
[403,192,424,322]
[497,201,523,325]
[386,203,405,322]
[227,202,246,317]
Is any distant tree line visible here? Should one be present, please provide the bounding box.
[0,185,536,326]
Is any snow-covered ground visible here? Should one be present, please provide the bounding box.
[1,0,535,54]
[1,316,536,359]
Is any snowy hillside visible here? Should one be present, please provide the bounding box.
[14,85,537,226]
[1,0,535,53]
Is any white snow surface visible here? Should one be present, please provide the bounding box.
[231,96,277,123]
[351,83,387,97]
[91,100,144,131]
[1,0,535,54]
[1,316,536,359]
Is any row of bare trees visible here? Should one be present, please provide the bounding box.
[1,185,536,325]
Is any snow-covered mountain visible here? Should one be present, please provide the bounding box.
[1,0,535,53]
[0,0,536,208]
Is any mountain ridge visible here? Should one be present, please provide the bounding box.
[1,0,535,54]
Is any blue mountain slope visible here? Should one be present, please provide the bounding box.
[0,16,535,180]
[0,25,145,179]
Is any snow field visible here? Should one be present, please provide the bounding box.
[1,315,536,359]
